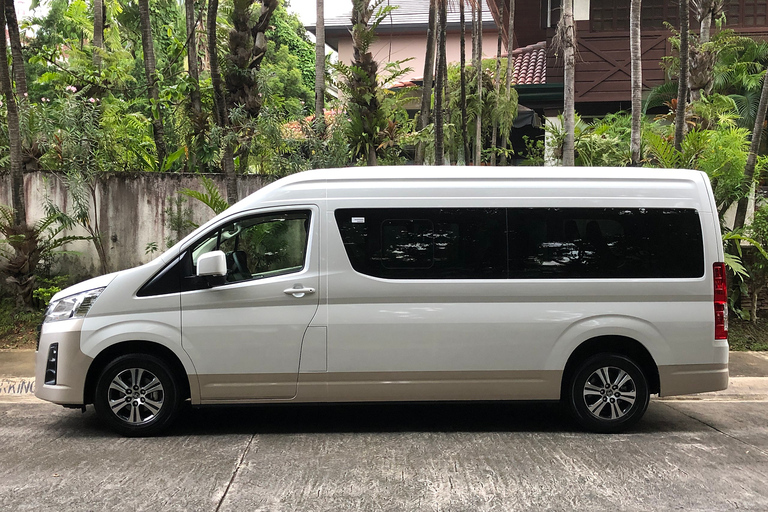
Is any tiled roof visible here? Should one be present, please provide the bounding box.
[320,0,495,29]
[510,41,546,85]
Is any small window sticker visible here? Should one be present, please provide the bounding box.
[351,217,366,224]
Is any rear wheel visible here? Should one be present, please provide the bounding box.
[94,354,181,437]
[567,353,650,433]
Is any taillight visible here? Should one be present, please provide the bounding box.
[713,262,728,340]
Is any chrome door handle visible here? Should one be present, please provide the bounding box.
[284,286,316,297]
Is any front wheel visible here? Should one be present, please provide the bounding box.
[94,354,181,437]
[567,353,650,433]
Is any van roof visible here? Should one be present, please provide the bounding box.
[233,165,711,211]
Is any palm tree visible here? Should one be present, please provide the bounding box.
[490,17,502,166]
[459,0,469,164]
[630,0,642,165]
[185,0,203,123]
[4,0,26,98]
[434,0,447,165]
[559,0,575,166]
[500,0,514,165]
[734,71,768,231]
[474,0,482,166]
[314,0,326,134]
[138,0,167,166]
[675,0,689,151]
[415,0,437,165]
[0,0,24,227]
[93,0,104,70]
[207,0,237,203]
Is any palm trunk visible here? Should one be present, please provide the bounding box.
[415,0,437,165]
[500,0,514,166]
[674,0,689,151]
[490,22,502,166]
[93,0,104,70]
[434,0,447,165]
[1,0,25,227]
[474,0,482,166]
[185,0,203,172]
[733,69,768,230]
[315,0,326,134]
[207,0,236,204]
[138,0,167,166]
[4,0,26,98]
[562,0,575,166]
[459,0,469,165]
[185,0,203,120]
[630,0,642,165]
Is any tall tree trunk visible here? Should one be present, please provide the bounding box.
[207,0,236,203]
[415,0,437,165]
[490,20,502,166]
[93,0,104,70]
[434,0,447,165]
[314,0,326,134]
[562,0,575,166]
[500,0,514,166]
[630,0,642,165]
[474,0,482,166]
[733,70,768,231]
[185,0,203,121]
[0,0,25,227]
[4,0,26,98]
[185,0,203,172]
[459,0,469,164]
[138,0,167,166]
[674,0,689,151]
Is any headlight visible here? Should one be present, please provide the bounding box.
[44,288,106,323]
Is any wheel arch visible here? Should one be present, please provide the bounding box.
[84,341,192,406]
[560,335,660,399]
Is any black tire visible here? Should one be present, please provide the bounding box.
[94,354,181,437]
[567,353,650,433]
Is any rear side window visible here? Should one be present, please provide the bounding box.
[335,207,704,280]
[507,208,704,279]
[335,208,507,279]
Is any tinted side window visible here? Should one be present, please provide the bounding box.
[335,208,507,279]
[507,208,704,278]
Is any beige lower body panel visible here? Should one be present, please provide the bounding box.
[658,363,729,397]
[196,370,562,405]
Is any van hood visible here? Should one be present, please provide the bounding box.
[50,272,120,302]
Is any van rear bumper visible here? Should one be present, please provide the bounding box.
[658,363,729,397]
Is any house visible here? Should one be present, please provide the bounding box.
[309,0,500,84]
[486,0,768,116]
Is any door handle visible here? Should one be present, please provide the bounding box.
[284,286,316,298]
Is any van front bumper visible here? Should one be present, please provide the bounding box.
[35,319,93,406]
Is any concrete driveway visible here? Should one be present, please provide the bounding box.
[2,350,768,511]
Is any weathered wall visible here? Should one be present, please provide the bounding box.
[0,172,272,281]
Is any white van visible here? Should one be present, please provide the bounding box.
[36,167,729,436]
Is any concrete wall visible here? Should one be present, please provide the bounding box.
[0,172,272,281]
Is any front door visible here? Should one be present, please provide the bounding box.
[180,207,319,400]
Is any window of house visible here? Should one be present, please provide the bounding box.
[590,0,680,31]
[726,0,768,27]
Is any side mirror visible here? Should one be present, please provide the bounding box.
[197,250,227,287]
